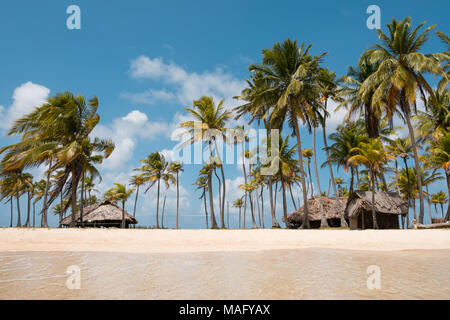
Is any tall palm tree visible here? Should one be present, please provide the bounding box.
[179,96,232,228]
[239,181,258,228]
[137,152,170,229]
[199,163,218,228]
[349,138,395,229]
[168,161,184,229]
[32,179,46,228]
[105,183,134,228]
[249,39,326,229]
[361,17,448,224]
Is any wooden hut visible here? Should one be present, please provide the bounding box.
[60,200,138,228]
[344,191,408,230]
[284,196,348,228]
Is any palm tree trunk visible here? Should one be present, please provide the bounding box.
[59,191,63,228]
[208,172,218,229]
[313,126,328,228]
[249,190,257,228]
[16,192,21,227]
[242,190,247,229]
[260,188,265,228]
[156,178,161,228]
[176,172,180,229]
[402,98,425,223]
[350,167,355,194]
[394,160,401,194]
[9,196,13,227]
[70,167,78,228]
[214,139,226,229]
[293,118,310,229]
[307,161,314,198]
[425,185,433,224]
[403,158,417,221]
[33,202,36,228]
[238,207,241,228]
[25,191,31,227]
[41,160,52,228]
[214,168,222,227]
[133,185,139,229]
[288,184,297,211]
[203,190,209,229]
[281,180,289,228]
[445,168,450,221]
[161,195,166,229]
[121,201,126,229]
[80,170,85,227]
[268,177,279,228]
[256,187,261,228]
[371,171,378,229]
[241,142,248,229]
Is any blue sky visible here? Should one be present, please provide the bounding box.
[0,0,448,228]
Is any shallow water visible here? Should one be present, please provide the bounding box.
[0,249,449,299]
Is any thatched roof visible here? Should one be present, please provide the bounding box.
[285,196,348,225]
[60,200,138,226]
[344,191,408,218]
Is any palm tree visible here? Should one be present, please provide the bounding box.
[179,96,231,228]
[349,138,394,229]
[233,198,244,229]
[137,152,170,229]
[168,161,184,229]
[129,175,145,227]
[0,173,17,227]
[32,179,46,228]
[249,39,326,229]
[194,175,209,229]
[361,17,448,224]
[302,149,314,198]
[105,183,134,228]
[1,93,114,228]
[239,181,258,228]
[199,163,218,228]
[21,173,34,227]
[429,132,450,220]
[432,191,448,218]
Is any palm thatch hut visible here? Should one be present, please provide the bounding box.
[60,200,138,228]
[284,196,348,228]
[344,191,408,230]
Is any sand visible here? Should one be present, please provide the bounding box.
[0,228,449,253]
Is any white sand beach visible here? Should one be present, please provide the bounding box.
[0,228,449,253]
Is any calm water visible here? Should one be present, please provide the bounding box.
[0,249,449,299]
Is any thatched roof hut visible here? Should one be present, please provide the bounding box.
[60,200,138,228]
[284,196,348,228]
[344,191,408,230]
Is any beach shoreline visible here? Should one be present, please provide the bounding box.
[0,228,449,254]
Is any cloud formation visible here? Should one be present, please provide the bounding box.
[126,55,246,108]
[0,81,50,130]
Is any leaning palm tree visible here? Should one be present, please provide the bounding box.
[168,161,184,229]
[179,96,231,228]
[32,179,46,228]
[249,39,326,229]
[361,17,448,224]
[348,138,394,229]
[105,183,134,229]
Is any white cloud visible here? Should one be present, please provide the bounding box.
[92,110,172,170]
[0,81,50,130]
[127,55,246,109]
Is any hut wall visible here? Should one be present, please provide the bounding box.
[353,210,400,229]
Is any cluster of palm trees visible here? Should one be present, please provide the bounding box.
[0,93,114,228]
[0,17,448,229]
